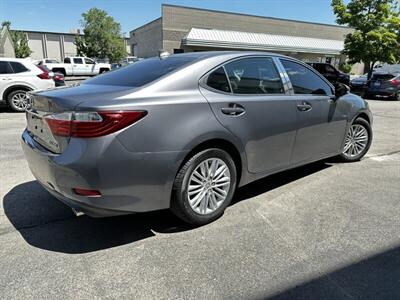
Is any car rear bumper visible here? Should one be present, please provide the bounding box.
[365,90,397,97]
[21,129,187,217]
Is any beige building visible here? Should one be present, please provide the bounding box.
[23,30,131,61]
[0,26,15,58]
[131,4,362,73]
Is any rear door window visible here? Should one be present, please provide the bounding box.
[73,58,83,64]
[206,67,231,93]
[10,62,29,73]
[0,61,13,74]
[280,59,333,95]
[64,58,71,63]
[224,57,284,94]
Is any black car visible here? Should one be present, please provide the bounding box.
[350,75,368,95]
[307,62,350,85]
[365,73,400,100]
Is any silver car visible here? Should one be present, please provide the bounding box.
[21,52,373,225]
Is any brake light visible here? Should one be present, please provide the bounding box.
[54,73,63,80]
[36,65,50,79]
[44,111,147,138]
[389,79,400,86]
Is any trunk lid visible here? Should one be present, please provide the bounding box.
[26,84,135,153]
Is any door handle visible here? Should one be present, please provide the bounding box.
[296,101,312,112]
[221,103,245,116]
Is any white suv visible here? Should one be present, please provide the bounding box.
[0,58,55,111]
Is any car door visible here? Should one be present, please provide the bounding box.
[279,59,348,164]
[84,58,95,75]
[0,61,14,96]
[200,56,297,174]
[72,58,85,75]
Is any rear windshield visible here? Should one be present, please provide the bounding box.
[84,56,198,87]
[371,74,395,80]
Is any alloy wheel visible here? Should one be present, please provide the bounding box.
[187,158,231,215]
[11,92,29,110]
[342,124,369,158]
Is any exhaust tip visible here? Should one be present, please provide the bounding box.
[72,207,85,217]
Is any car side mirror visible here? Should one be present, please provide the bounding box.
[334,82,349,99]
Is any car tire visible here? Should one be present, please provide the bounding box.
[171,148,237,225]
[338,117,372,162]
[395,91,400,101]
[7,89,30,112]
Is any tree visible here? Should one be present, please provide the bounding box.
[1,21,32,58]
[339,62,353,73]
[75,8,126,63]
[331,0,400,77]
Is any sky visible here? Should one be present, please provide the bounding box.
[1,0,341,36]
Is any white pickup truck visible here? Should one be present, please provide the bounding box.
[43,57,111,76]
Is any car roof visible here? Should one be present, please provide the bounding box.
[0,57,33,62]
[158,51,290,61]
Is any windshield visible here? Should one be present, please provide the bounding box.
[84,56,198,87]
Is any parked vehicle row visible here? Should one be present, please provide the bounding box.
[365,73,400,100]
[350,72,400,100]
[21,51,373,225]
[307,62,350,86]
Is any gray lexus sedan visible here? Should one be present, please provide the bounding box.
[22,51,373,225]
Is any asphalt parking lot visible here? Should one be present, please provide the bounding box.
[0,99,399,299]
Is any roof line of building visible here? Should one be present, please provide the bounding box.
[13,29,83,36]
[161,3,349,29]
[130,17,162,33]
[12,29,130,39]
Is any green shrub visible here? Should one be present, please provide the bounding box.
[339,63,353,73]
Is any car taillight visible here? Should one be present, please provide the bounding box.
[36,65,50,79]
[389,79,400,86]
[44,111,147,138]
[72,188,102,197]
